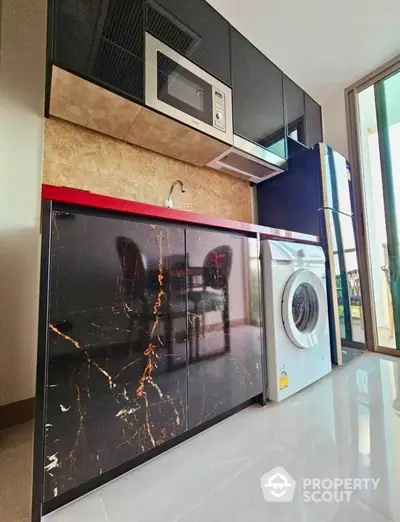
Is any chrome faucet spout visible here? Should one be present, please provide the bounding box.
[166,180,186,208]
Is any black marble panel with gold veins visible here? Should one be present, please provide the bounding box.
[44,209,188,501]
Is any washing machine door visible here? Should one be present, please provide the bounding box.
[281,269,328,349]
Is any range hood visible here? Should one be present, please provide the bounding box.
[207,135,287,183]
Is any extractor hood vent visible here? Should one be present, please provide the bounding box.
[146,0,201,57]
[208,136,287,183]
[217,151,278,180]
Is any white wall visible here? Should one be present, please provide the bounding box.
[322,90,349,160]
[0,0,46,405]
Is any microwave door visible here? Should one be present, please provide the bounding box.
[145,32,233,144]
[157,53,213,125]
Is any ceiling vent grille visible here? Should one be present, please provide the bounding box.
[102,0,143,58]
[92,0,144,101]
[93,39,144,101]
[146,0,201,57]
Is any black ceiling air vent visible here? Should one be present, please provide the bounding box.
[93,39,144,102]
[54,0,102,74]
[101,0,143,58]
[91,0,144,102]
[146,0,201,58]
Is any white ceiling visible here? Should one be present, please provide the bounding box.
[207,0,400,103]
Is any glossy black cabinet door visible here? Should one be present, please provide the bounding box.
[53,0,145,103]
[305,94,323,147]
[231,28,286,159]
[185,228,263,429]
[284,74,306,146]
[43,208,187,502]
[146,0,231,86]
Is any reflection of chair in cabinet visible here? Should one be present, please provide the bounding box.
[187,245,233,359]
[116,236,149,347]
[116,237,192,368]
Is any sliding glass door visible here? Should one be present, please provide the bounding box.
[357,68,400,351]
[375,71,400,350]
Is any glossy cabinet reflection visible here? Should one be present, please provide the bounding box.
[44,210,187,502]
[305,94,323,147]
[186,228,263,428]
[284,74,306,146]
[146,0,231,86]
[42,207,263,508]
[53,0,145,103]
[231,28,286,159]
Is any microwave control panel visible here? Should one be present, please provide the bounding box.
[213,88,227,132]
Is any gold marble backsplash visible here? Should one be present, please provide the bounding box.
[43,117,252,223]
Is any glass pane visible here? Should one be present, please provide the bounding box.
[157,52,213,124]
[358,85,396,349]
[376,71,400,349]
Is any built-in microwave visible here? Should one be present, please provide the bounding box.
[145,32,233,144]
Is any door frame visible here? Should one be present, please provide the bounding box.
[345,54,400,354]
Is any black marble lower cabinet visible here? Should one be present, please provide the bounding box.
[185,229,264,428]
[41,205,263,508]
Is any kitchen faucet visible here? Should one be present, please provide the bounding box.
[165,180,186,208]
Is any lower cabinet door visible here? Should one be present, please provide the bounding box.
[43,207,188,503]
[41,204,264,507]
[185,228,264,429]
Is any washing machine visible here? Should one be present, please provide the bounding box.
[262,240,332,402]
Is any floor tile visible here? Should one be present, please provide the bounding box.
[99,412,279,522]
[177,449,393,522]
[43,492,107,522]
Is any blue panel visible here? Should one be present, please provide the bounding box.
[287,136,309,158]
[257,146,322,236]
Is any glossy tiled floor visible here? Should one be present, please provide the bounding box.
[41,351,400,521]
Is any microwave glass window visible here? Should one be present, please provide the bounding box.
[157,52,213,125]
[167,74,204,112]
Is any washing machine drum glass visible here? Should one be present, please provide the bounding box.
[292,283,319,332]
[282,269,328,349]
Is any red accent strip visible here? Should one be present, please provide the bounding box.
[41,184,319,243]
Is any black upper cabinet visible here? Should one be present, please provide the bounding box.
[52,0,321,151]
[283,75,306,146]
[53,0,145,103]
[146,0,231,86]
[231,29,286,159]
[305,94,323,147]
